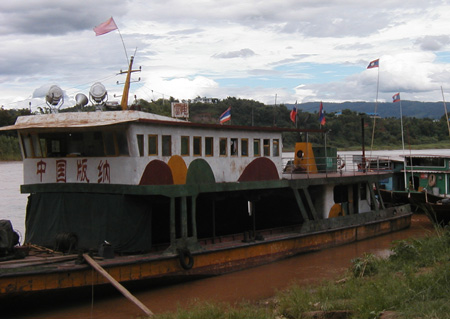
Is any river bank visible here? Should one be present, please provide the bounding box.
[150,223,449,319]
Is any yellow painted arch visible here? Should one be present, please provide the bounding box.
[168,155,187,185]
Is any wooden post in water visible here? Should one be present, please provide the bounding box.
[83,254,153,317]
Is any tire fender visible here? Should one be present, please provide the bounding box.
[428,174,436,187]
[177,248,194,270]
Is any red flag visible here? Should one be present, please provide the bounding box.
[319,102,326,125]
[290,105,297,123]
[93,17,118,36]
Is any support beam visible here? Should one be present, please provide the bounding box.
[301,188,318,220]
[292,188,310,221]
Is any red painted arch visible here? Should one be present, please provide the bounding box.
[139,160,174,185]
[238,157,279,182]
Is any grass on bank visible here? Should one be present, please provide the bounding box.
[147,226,450,319]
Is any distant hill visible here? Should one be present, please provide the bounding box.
[286,101,448,119]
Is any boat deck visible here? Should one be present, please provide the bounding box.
[0,206,409,279]
[20,169,393,198]
[282,169,388,180]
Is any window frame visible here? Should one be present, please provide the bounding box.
[263,139,270,157]
[219,138,228,156]
[181,136,190,156]
[205,137,214,157]
[253,138,261,157]
[230,138,238,156]
[162,135,172,156]
[272,139,280,157]
[193,136,202,156]
[148,134,158,156]
[241,138,248,157]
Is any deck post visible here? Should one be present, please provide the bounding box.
[368,182,379,213]
[181,196,188,238]
[212,200,216,243]
[292,188,310,221]
[191,195,198,239]
[374,182,386,210]
[170,197,176,245]
[251,201,256,237]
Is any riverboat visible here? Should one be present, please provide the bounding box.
[369,154,450,226]
[0,57,412,298]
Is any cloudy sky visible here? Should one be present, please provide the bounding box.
[2,0,450,111]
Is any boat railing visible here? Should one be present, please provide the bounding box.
[281,154,396,178]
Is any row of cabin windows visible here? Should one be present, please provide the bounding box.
[137,134,280,158]
[21,131,129,158]
[405,157,446,168]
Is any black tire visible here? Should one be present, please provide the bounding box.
[177,248,194,270]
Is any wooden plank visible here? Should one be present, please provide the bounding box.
[83,254,153,317]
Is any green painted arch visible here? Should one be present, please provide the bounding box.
[186,159,216,185]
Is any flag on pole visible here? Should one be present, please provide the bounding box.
[219,107,231,124]
[392,93,401,102]
[290,102,297,123]
[93,17,118,36]
[367,59,379,69]
[319,102,326,125]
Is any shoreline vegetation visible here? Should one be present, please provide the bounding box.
[144,226,450,319]
[2,101,450,160]
[0,135,21,161]
[1,136,450,161]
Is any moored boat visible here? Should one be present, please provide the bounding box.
[0,58,412,298]
[370,154,450,226]
[424,200,450,226]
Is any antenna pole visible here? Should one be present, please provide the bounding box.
[399,97,407,190]
[441,86,450,142]
[370,65,380,155]
[116,27,129,64]
[120,56,134,110]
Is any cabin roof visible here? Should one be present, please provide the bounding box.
[0,110,327,134]
[0,111,184,131]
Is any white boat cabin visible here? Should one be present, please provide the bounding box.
[11,111,283,185]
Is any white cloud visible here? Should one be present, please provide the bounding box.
[2,0,450,111]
